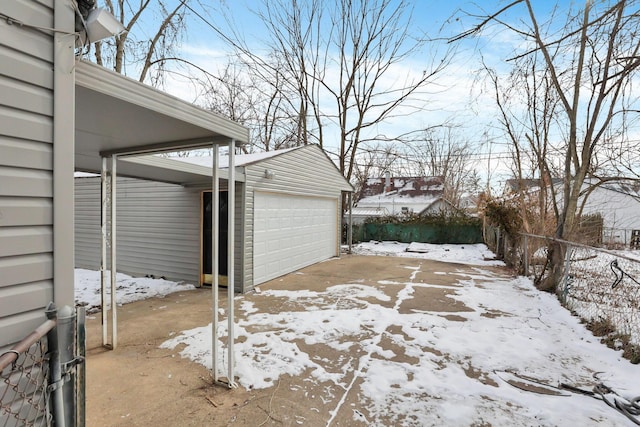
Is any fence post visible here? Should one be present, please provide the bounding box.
[77,306,86,427]
[58,305,78,427]
[561,244,573,303]
[46,303,65,427]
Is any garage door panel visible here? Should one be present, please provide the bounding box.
[253,192,338,284]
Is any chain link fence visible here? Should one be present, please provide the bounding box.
[561,245,640,346]
[0,319,55,427]
[487,228,640,361]
[1,304,85,427]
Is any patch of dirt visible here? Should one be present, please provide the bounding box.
[480,309,509,319]
[397,286,474,314]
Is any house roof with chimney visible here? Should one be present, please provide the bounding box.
[357,175,445,205]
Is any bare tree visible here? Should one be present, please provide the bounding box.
[402,127,481,209]
[252,0,324,148]
[351,143,405,200]
[321,0,450,182]
[86,0,190,85]
[456,0,640,291]
[218,0,451,181]
[484,54,562,239]
[194,55,308,153]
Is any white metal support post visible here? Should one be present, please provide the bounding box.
[110,155,118,349]
[211,140,236,387]
[100,155,118,349]
[100,157,108,346]
[211,144,220,382]
[348,192,353,253]
[227,139,236,387]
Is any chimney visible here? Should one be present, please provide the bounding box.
[384,171,391,193]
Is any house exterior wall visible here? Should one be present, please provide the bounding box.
[241,145,352,291]
[358,200,431,216]
[419,199,455,216]
[579,185,640,246]
[0,0,74,350]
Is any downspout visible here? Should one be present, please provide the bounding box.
[53,0,76,308]
[52,2,76,421]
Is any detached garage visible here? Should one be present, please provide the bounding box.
[75,144,353,293]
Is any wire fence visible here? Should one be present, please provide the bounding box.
[0,319,56,427]
[0,304,85,427]
[486,226,640,361]
[562,247,640,346]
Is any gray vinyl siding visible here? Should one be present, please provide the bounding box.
[241,145,352,291]
[75,177,202,284]
[0,0,55,348]
[73,145,351,294]
[75,177,247,291]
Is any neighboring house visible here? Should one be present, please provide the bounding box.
[353,175,450,224]
[502,177,640,247]
[503,177,562,196]
[578,182,640,246]
[75,145,353,292]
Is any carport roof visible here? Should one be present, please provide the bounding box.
[74,60,249,184]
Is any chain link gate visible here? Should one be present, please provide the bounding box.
[1,303,85,427]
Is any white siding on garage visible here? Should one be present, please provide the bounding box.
[253,192,338,284]
[0,0,55,348]
[75,177,202,283]
[75,176,247,289]
[242,145,352,290]
[72,145,352,294]
[75,177,247,287]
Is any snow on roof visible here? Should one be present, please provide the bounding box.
[359,176,444,201]
[351,206,388,217]
[357,193,442,206]
[170,146,299,168]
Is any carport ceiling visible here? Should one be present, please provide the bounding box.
[74,60,249,184]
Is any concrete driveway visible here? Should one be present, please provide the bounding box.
[85,253,635,426]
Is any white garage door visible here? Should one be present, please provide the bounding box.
[253,192,338,284]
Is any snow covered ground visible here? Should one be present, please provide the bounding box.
[351,241,506,266]
[74,269,195,313]
[76,243,640,426]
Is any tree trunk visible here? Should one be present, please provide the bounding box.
[537,240,565,292]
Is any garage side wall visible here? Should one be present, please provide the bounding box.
[75,177,201,284]
[242,146,350,290]
[0,1,56,349]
